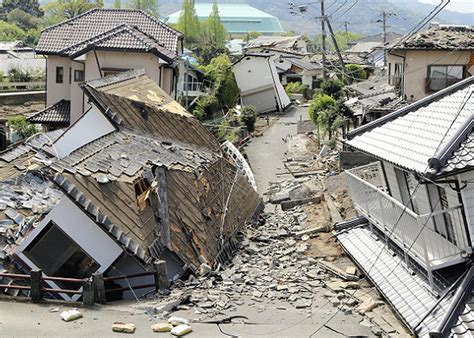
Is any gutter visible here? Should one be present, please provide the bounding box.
[429,265,474,338]
[428,116,474,174]
[347,76,474,140]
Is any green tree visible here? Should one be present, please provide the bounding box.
[320,79,344,100]
[240,105,257,132]
[203,0,226,47]
[245,31,261,42]
[7,8,39,30]
[344,64,367,83]
[176,0,201,45]
[113,0,121,8]
[308,94,336,124]
[127,0,158,17]
[42,0,103,20]
[311,31,364,52]
[204,54,239,109]
[1,0,43,17]
[7,116,37,139]
[0,21,26,41]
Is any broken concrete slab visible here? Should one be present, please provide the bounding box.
[280,195,324,211]
[318,260,359,281]
[60,309,82,322]
[112,322,136,333]
[151,323,173,332]
[357,296,378,314]
[170,324,192,336]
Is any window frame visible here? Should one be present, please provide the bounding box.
[55,66,64,84]
[74,69,85,82]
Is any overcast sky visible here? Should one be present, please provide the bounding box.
[418,0,474,13]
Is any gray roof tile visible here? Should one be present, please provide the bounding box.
[28,100,70,125]
[36,9,182,57]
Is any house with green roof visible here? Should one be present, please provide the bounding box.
[165,0,284,35]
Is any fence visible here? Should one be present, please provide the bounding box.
[0,261,169,306]
[0,81,45,92]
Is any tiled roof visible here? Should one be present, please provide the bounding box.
[345,77,474,175]
[49,130,219,182]
[452,300,474,337]
[285,57,322,71]
[28,100,70,125]
[59,24,177,61]
[391,25,474,51]
[36,9,182,56]
[246,35,304,49]
[442,132,474,174]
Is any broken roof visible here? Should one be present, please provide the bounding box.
[36,9,182,57]
[283,57,322,71]
[346,41,383,54]
[245,35,306,50]
[350,32,402,45]
[83,69,220,151]
[28,99,70,126]
[345,76,474,176]
[390,25,474,51]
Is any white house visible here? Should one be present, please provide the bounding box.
[338,77,474,337]
[275,56,323,89]
[233,53,291,114]
[32,8,183,127]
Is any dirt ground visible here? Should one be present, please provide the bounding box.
[0,101,45,117]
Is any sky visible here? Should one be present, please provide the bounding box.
[418,0,474,13]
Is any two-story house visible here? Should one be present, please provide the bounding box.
[338,77,473,336]
[387,24,473,102]
[30,8,183,128]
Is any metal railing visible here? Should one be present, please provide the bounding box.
[183,81,205,92]
[346,163,469,273]
[0,81,45,92]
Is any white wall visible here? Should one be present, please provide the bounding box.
[47,105,116,159]
[46,56,71,106]
[16,197,123,300]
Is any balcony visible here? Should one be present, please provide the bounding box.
[346,162,470,272]
[182,81,210,97]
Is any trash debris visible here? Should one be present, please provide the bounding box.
[112,322,136,333]
[170,324,192,336]
[60,309,82,322]
[168,316,189,326]
[151,323,173,332]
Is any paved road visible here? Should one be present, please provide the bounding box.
[245,107,307,195]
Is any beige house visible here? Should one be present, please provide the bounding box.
[387,24,473,102]
[30,9,183,127]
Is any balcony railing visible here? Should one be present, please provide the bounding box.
[346,162,469,272]
[184,81,204,92]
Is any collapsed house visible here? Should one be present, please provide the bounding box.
[0,69,262,300]
[233,53,291,114]
[337,77,474,336]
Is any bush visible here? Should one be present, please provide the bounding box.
[192,94,220,120]
[7,116,37,139]
[285,82,305,94]
[345,64,367,83]
[8,67,45,82]
[320,79,344,100]
[203,54,239,109]
[240,105,257,132]
[308,94,336,123]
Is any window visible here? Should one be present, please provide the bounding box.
[24,221,99,288]
[74,69,85,82]
[427,65,464,92]
[55,67,64,83]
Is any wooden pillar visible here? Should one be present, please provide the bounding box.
[92,273,107,304]
[82,280,95,307]
[30,269,42,303]
[154,260,169,291]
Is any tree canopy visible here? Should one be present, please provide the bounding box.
[0,21,26,41]
[127,0,158,17]
[176,0,201,45]
[1,0,43,17]
[202,0,226,47]
[42,0,103,21]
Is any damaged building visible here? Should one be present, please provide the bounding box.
[338,77,474,336]
[0,69,262,301]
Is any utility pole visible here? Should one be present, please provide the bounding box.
[343,21,349,45]
[380,11,395,67]
[320,0,328,79]
[326,18,347,83]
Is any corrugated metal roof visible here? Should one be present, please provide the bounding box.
[165,3,284,34]
[28,100,70,125]
[345,77,474,175]
[336,226,452,336]
[36,9,181,56]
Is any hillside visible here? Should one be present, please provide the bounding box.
[157,0,473,36]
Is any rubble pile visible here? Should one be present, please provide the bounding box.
[146,202,407,336]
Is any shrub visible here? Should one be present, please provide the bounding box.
[345,64,367,82]
[7,116,37,139]
[192,94,220,120]
[8,67,45,82]
[308,94,336,123]
[320,79,344,100]
[285,82,305,94]
[240,105,257,132]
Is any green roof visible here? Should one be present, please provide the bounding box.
[165,2,284,34]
